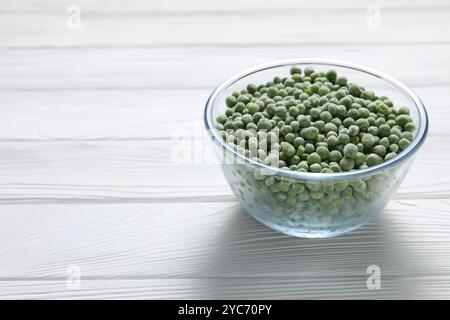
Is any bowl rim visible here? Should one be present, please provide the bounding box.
[204,58,429,181]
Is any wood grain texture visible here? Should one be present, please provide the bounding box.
[0,0,449,299]
[2,4,450,48]
[0,199,450,299]
[0,136,447,201]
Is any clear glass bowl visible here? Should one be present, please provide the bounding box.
[204,59,428,238]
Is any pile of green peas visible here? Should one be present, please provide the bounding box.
[215,66,415,173]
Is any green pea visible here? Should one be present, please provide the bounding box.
[326,69,337,82]
[307,152,322,165]
[348,125,360,136]
[339,157,355,171]
[297,115,311,128]
[304,66,315,76]
[354,152,366,167]
[366,153,382,167]
[226,96,237,107]
[385,152,397,161]
[336,76,347,86]
[329,150,343,162]
[275,106,287,118]
[305,143,315,154]
[349,84,361,97]
[361,134,375,149]
[399,138,411,150]
[309,163,322,172]
[404,122,416,132]
[316,146,330,160]
[301,126,319,140]
[373,145,387,157]
[343,143,358,159]
[338,133,350,145]
[281,143,296,157]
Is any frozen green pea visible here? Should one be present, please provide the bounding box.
[316,146,329,160]
[329,150,342,162]
[404,122,415,132]
[297,115,311,128]
[284,133,296,144]
[290,66,302,75]
[216,115,228,124]
[402,131,413,142]
[354,152,366,167]
[361,134,375,149]
[275,106,287,117]
[280,125,293,136]
[329,163,342,172]
[373,145,387,157]
[350,180,366,193]
[289,106,300,117]
[389,143,400,152]
[304,66,315,76]
[349,84,361,97]
[355,118,369,131]
[305,143,315,153]
[343,143,358,159]
[379,124,391,137]
[353,142,362,151]
[281,143,296,157]
[339,157,355,171]
[320,111,333,122]
[307,152,322,165]
[325,70,337,82]
[293,136,305,148]
[389,134,399,145]
[309,163,322,172]
[298,160,309,171]
[399,138,411,150]
[324,122,338,133]
[326,135,338,148]
[379,137,390,148]
[338,133,350,145]
[336,76,347,86]
[396,114,412,127]
[385,152,397,161]
[397,106,410,115]
[318,86,330,96]
[301,126,319,140]
[257,118,272,130]
[348,125,360,136]
[343,117,355,128]
[366,153,382,167]
[264,176,275,186]
[226,96,237,107]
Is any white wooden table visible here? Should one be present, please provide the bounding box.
[1,0,450,299]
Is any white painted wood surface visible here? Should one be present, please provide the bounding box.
[0,0,449,299]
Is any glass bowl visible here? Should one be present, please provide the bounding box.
[204,59,428,238]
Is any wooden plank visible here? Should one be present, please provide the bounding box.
[0,199,449,299]
[0,86,446,141]
[0,277,443,299]
[0,136,445,201]
[2,0,448,13]
[1,46,449,91]
[1,8,449,48]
